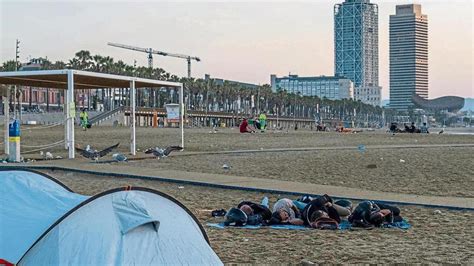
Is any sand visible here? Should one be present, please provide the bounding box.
[2,126,474,263]
[44,170,474,264]
[8,126,473,198]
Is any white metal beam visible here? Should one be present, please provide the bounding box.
[3,89,9,155]
[180,84,184,149]
[67,70,75,159]
[130,80,136,155]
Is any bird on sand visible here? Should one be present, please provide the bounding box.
[76,143,120,162]
[144,146,183,158]
[112,153,128,162]
[40,151,54,160]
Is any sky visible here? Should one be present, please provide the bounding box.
[0,0,472,99]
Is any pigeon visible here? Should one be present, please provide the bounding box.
[144,146,183,158]
[76,143,120,162]
[40,151,54,160]
[112,153,127,162]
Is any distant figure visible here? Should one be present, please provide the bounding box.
[409,122,416,133]
[79,109,89,131]
[389,123,398,133]
[239,118,254,133]
[420,122,429,134]
[259,112,267,132]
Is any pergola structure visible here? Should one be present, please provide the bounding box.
[0,69,183,159]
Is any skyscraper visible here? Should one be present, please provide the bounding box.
[389,4,428,111]
[334,0,381,106]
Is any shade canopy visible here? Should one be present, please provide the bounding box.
[0,69,181,89]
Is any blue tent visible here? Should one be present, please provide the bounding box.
[0,169,222,265]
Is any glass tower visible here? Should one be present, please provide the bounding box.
[334,0,381,106]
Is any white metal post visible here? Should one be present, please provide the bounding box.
[64,89,68,149]
[179,84,184,149]
[3,90,9,155]
[67,70,75,159]
[130,80,136,155]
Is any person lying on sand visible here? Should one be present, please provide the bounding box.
[301,195,341,226]
[296,195,352,220]
[237,200,272,225]
[269,198,304,225]
[349,201,401,228]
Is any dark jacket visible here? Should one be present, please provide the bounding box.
[301,195,341,225]
[349,201,380,227]
[237,201,272,221]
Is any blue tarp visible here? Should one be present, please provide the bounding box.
[207,219,411,230]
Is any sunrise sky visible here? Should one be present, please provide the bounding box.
[1,0,472,99]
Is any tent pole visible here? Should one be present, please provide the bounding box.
[130,80,136,155]
[4,89,9,155]
[67,70,75,159]
[179,84,184,149]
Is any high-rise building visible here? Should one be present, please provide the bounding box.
[389,4,428,111]
[334,0,381,106]
[270,74,353,100]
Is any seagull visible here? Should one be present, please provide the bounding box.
[144,146,183,158]
[112,153,128,162]
[40,151,54,160]
[76,143,120,162]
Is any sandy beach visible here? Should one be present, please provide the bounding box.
[7,126,474,197]
[2,126,474,263]
[42,170,474,264]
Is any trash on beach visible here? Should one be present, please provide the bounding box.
[433,210,442,215]
[380,157,384,161]
[301,259,316,266]
[222,163,231,170]
[178,186,184,189]
[399,159,405,163]
[357,145,366,153]
[243,238,249,242]
[55,156,62,159]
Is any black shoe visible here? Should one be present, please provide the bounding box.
[211,209,227,217]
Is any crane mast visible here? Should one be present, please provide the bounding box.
[107,42,200,77]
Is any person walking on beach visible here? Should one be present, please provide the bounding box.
[79,108,89,131]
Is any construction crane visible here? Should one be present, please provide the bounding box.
[108,42,201,78]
